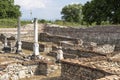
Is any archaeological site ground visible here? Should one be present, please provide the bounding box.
[0,21,120,80]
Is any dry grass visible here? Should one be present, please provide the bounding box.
[0,54,16,62]
[22,49,32,54]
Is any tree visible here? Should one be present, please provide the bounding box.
[83,0,120,25]
[107,0,120,24]
[0,0,21,18]
[61,4,83,23]
[83,0,108,25]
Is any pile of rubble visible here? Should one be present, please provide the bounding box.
[0,55,59,80]
[93,44,115,54]
[0,63,33,80]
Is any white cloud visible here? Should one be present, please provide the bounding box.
[14,0,91,20]
[70,2,80,5]
[15,0,46,10]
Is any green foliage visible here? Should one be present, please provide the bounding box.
[21,20,31,26]
[0,19,33,28]
[0,18,17,28]
[38,19,47,23]
[61,4,83,23]
[83,0,120,25]
[38,19,52,23]
[0,0,21,19]
[53,20,86,28]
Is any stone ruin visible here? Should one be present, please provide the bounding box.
[39,24,120,80]
[0,58,58,80]
[0,19,59,80]
[61,56,120,80]
[0,23,120,80]
[0,34,16,53]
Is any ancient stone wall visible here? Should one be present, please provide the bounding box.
[43,26,120,51]
[0,41,3,51]
[39,33,78,44]
[22,60,50,76]
[63,48,106,58]
[0,61,52,80]
[61,59,111,80]
[39,33,84,49]
[22,41,44,52]
[48,48,106,59]
[60,57,120,80]
[22,41,52,53]
[47,51,78,59]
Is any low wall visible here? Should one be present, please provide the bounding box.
[22,41,44,52]
[47,48,106,60]
[47,51,78,59]
[22,41,52,53]
[43,26,120,51]
[0,60,52,80]
[63,48,108,58]
[22,60,52,76]
[39,33,78,44]
[0,41,3,51]
[61,59,113,80]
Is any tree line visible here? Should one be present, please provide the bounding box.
[61,0,120,25]
[0,0,21,18]
[0,0,120,26]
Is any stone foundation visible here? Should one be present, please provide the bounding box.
[48,48,107,60]
[61,58,120,80]
[93,44,115,54]
[47,51,78,59]
[22,41,52,52]
[0,60,54,80]
[39,33,78,44]
[22,60,53,76]
[63,48,106,58]
[43,25,120,51]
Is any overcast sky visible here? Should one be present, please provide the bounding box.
[15,0,91,20]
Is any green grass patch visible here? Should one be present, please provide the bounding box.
[52,20,87,28]
[0,19,32,28]
[21,20,31,26]
[0,18,17,28]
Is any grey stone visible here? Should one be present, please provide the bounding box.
[18,70,26,79]
[0,73,9,80]
[10,75,19,80]
[93,44,115,53]
[50,65,58,70]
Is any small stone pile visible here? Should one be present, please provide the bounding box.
[0,63,33,80]
[93,44,115,54]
